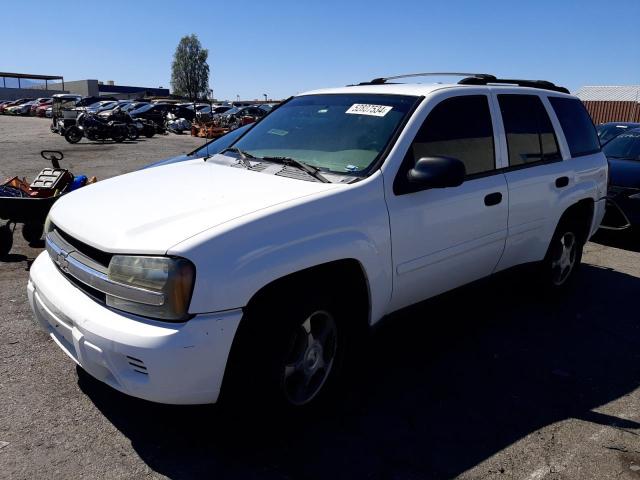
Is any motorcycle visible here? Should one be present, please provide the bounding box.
[102,106,156,140]
[64,112,128,144]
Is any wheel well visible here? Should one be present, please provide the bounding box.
[246,259,371,329]
[558,198,594,244]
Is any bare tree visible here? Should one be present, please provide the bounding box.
[171,34,210,101]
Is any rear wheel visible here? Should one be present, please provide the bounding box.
[22,222,44,244]
[64,126,82,144]
[540,219,584,290]
[0,224,13,256]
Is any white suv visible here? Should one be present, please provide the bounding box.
[28,73,608,408]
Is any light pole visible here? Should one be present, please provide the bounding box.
[263,93,268,102]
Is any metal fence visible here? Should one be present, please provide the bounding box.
[583,101,640,124]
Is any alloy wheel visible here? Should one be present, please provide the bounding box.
[282,310,337,406]
[551,232,577,286]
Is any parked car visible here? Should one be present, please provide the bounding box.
[143,123,253,169]
[44,106,53,118]
[602,127,640,230]
[596,122,640,146]
[35,100,53,117]
[7,100,38,116]
[29,74,607,410]
[129,102,172,125]
[196,105,233,122]
[218,105,267,129]
[0,98,33,114]
[31,98,52,115]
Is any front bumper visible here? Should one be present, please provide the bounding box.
[603,186,640,229]
[28,252,242,405]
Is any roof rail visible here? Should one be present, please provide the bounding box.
[458,75,570,94]
[356,72,493,86]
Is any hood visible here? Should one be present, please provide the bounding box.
[608,158,640,188]
[50,159,338,254]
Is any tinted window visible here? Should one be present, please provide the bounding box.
[409,95,495,175]
[498,94,561,166]
[549,97,600,157]
[602,130,640,160]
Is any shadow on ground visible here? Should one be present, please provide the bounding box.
[78,264,640,479]
[592,229,640,253]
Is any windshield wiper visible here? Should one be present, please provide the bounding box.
[218,147,257,168]
[261,156,331,183]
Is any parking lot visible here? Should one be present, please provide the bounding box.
[1,115,639,479]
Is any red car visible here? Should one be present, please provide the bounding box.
[32,98,52,116]
[0,98,32,114]
[30,98,51,116]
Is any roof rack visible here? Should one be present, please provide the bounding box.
[357,72,491,85]
[458,74,570,94]
[353,72,569,94]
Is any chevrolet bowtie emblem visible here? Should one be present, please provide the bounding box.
[56,251,70,272]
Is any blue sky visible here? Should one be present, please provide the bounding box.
[4,0,639,100]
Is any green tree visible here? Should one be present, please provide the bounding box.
[170,34,210,100]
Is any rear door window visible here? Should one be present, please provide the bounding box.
[548,97,601,157]
[498,94,561,167]
[409,95,495,176]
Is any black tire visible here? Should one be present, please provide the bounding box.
[126,124,139,140]
[0,224,13,256]
[64,126,82,144]
[112,129,126,143]
[223,289,351,411]
[143,127,155,138]
[539,218,585,291]
[22,222,44,244]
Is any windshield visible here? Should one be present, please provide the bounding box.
[131,104,155,114]
[232,94,418,174]
[603,131,640,160]
[597,124,638,145]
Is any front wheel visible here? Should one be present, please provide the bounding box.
[64,126,82,144]
[126,124,139,140]
[224,292,349,411]
[540,220,584,290]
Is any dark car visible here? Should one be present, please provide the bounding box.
[129,103,172,125]
[130,103,196,125]
[603,128,640,230]
[219,106,267,129]
[195,105,233,122]
[597,122,640,146]
[143,123,252,169]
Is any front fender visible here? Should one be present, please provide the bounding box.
[170,173,393,325]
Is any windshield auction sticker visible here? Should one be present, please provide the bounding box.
[346,104,393,117]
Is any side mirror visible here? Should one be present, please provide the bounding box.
[407,156,466,189]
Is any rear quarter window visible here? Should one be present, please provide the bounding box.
[548,97,600,157]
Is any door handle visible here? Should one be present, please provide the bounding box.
[484,192,502,206]
[555,176,569,188]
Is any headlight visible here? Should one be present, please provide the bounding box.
[44,214,53,234]
[629,192,640,200]
[106,255,195,321]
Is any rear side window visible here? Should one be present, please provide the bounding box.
[409,95,495,175]
[548,97,600,157]
[498,94,561,167]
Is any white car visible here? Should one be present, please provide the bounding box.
[28,73,608,408]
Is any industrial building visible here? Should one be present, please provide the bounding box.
[576,85,640,124]
[0,71,169,100]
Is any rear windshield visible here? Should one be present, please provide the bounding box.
[602,131,640,160]
[233,94,418,174]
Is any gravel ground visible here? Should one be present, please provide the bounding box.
[1,116,640,480]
